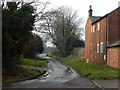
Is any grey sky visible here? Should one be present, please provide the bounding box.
[48,0,119,17]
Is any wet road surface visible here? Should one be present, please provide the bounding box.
[10,54,97,88]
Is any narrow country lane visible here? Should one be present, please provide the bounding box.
[10,54,97,88]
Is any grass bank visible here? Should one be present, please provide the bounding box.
[3,58,47,83]
[20,58,47,68]
[47,53,60,59]
[60,55,119,80]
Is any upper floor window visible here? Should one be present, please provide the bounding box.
[98,23,100,31]
[93,26,95,33]
[91,27,92,32]
[97,43,99,53]
[100,42,103,53]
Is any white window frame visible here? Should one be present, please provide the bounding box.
[91,27,92,32]
[93,26,95,33]
[98,23,100,31]
[97,43,99,53]
[100,42,103,53]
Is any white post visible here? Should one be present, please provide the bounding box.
[87,59,89,63]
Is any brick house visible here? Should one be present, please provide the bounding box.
[85,5,120,68]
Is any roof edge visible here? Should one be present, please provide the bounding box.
[92,14,107,25]
[107,38,120,47]
[92,7,120,25]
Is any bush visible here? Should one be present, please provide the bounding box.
[22,35,44,59]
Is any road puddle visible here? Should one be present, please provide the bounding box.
[10,54,96,88]
[64,67,73,75]
[35,56,78,83]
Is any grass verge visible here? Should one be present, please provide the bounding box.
[47,53,60,59]
[20,58,47,68]
[3,58,47,83]
[60,55,119,80]
[3,69,44,83]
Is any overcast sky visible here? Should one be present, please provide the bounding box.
[48,0,119,18]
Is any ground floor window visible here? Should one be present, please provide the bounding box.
[100,42,103,53]
[97,43,99,53]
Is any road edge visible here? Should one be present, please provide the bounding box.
[91,80,102,88]
[2,71,47,88]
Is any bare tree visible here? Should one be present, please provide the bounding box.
[39,7,84,56]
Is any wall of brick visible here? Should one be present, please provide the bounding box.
[85,17,107,64]
[96,18,107,64]
[107,7,120,45]
[107,46,120,68]
[118,7,120,69]
[106,7,120,69]
[85,18,92,62]
[89,18,107,64]
[85,7,120,67]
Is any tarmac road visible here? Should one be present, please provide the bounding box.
[10,54,97,88]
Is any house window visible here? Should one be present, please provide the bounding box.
[91,27,92,32]
[98,23,100,31]
[93,26,95,33]
[97,43,99,53]
[100,42,103,53]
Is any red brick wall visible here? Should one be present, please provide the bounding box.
[107,46,120,68]
[85,17,107,64]
[118,9,120,69]
[96,18,107,64]
[106,7,120,69]
[107,7,120,45]
[90,18,107,64]
[85,18,92,62]
[85,7,120,68]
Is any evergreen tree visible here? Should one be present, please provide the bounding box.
[2,2,36,75]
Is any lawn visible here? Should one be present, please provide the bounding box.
[60,55,119,80]
[3,69,43,83]
[20,58,47,68]
[3,58,47,83]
